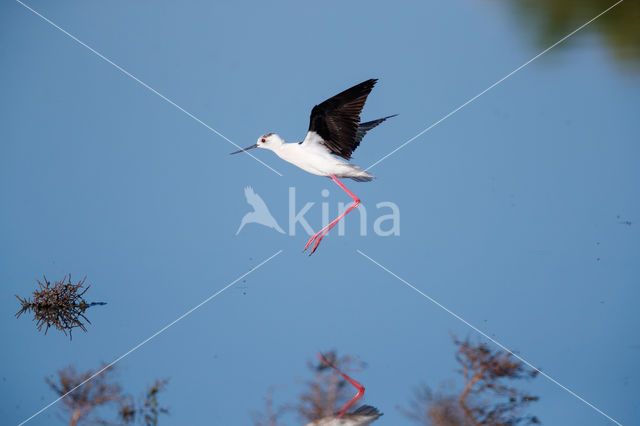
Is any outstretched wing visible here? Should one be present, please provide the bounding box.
[244,186,269,213]
[304,79,377,160]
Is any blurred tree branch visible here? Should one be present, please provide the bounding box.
[505,0,640,69]
[46,364,168,425]
[46,364,122,426]
[250,386,290,426]
[401,335,540,425]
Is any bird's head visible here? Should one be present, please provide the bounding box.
[230,133,283,155]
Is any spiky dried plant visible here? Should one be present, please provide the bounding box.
[15,275,105,339]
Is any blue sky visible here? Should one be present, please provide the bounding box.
[1,0,639,425]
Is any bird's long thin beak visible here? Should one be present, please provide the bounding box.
[230,144,258,155]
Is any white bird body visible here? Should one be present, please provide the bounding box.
[261,132,374,181]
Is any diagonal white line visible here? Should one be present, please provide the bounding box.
[356,249,622,425]
[18,249,284,426]
[15,0,283,177]
[365,0,624,171]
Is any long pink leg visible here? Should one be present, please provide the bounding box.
[316,353,365,419]
[303,174,358,252]
[302,216,340,253]
[309,176,360,254]
[303,223,333,252]
[303,175,360,255]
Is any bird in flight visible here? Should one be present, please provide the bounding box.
[231,78,395,255]
[236,186,285,235]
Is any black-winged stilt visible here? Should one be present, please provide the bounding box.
[231,79,395,254]
[305,405,383,426]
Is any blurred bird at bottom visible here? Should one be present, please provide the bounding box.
[305,353,383,425]
[305,405,383,426]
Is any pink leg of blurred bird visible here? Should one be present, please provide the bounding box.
[316,353,365,419]
[303,175,360,255]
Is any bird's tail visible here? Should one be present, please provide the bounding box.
[358,115,397,133]
[343,164,374,182]
[352,405,383,418]
[355,114,397,146]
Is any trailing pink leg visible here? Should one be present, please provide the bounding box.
[302,212,345,253]
[316,353,365,419]
[310,198,359,254]
[303,175,360,255]
[303,223,332,252]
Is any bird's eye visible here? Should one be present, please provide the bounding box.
[261,138,266,143]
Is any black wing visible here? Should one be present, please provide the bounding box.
[307,79,377,160]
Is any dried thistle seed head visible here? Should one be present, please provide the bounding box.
[15,275,104,340]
